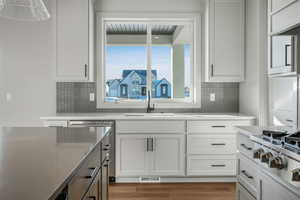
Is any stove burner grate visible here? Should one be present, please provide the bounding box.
[262,130,288,145]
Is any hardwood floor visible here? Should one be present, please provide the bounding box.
[109,183,236,200]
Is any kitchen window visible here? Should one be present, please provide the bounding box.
[97,13,201,108]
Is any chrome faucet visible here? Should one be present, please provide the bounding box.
[147,91,155,113]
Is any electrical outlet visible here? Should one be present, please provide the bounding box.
[210,93,216,102]
[89,93,95,102]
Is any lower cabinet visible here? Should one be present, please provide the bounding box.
[187,155,236,176]
[257,171,300,200]
[116,134,185,177]
[236,183,256,200]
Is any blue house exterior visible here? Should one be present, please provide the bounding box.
[106,69,171,99]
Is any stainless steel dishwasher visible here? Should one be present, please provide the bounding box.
[68,120,116,183]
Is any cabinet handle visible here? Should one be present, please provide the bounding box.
[211,125,226,128]
[285,44,291,66]
[84,167,98,179]
[240,144,253,151]
[241,170,253,179]
[211,164,226,167]
[146,138,149,152]
[84,64,88,77]
[87,196,96,200]
[211,64,214,77]
[211,143,226,146]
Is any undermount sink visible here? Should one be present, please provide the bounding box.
[189,114,236,118]
[123,113,176,117]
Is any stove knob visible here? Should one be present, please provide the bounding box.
[253,148,264,159]
[269,156,285,169]
[260,152,273,163]
[292,169,300,182]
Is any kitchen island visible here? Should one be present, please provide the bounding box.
[0,126,111,200]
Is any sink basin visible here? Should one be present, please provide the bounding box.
[124,113,145,117]
[189,114,236,118]
[123,113,176,117]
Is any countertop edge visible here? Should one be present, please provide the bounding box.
[48,127,112,200]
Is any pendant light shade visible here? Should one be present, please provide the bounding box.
[0,0,50,21]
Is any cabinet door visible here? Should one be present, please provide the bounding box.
[150,135,185,176]
[56,0,90,81]
[258,171,300,200]
[207,0,245,82]
[116,135,149,177]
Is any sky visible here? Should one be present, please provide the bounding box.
[105,45,191,87]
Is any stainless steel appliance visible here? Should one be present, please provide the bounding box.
[269,35,298,76]
[251,130,300,192]
[68,120,116,182]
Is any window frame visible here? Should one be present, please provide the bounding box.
[96,12,202,109]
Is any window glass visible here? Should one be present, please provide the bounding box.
[151,24,193,100]
[105,23,147,102]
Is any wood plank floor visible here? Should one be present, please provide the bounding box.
[109,183,236,200]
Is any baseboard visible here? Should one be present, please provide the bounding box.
[116,176,237,183]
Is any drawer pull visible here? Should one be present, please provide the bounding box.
[211,164,226,167]
[86,196,96,200]
[211,143,226,146]
[240,144,253,151]
[84,167,98,179]
[241,170,253,179]
[211,125,226,128]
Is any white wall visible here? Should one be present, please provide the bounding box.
[96,0,205,12]
[239,0,268,126]
[0,1,56,126]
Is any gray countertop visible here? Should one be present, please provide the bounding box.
[0,127,111,200]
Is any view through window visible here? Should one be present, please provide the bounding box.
[104,22,193,103]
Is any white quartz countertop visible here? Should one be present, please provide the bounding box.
[41,113,256,121]
[235,126,263,137]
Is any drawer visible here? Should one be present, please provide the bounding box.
[270,0,300,33]
[187,135,236,155]
[187,120,252,134]
[68,143,101,200]
[187,155,236,176]
[116,120,185,133]
[236,183,256,200]
[237,133,254,159]
[238,154,258,197]
[43,120,68,127]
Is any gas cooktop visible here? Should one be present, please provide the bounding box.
[261,129,300,154]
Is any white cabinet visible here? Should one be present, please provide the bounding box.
[116,135,148,176]
[151,135,185,176]
[186,119,254,176]
[257,171,300,200]
[56,0,94,81]
[205,0,245,82]
[269,0,300,34]
[116,134,185,177]
[187,155,236,176]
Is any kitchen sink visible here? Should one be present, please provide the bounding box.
[123,113,176,117]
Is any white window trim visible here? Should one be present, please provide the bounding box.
[96,12,202,109]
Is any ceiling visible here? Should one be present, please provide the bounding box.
[106,24,177,35]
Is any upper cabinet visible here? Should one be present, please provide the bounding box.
[56,0,94,82]
[205,0,245,82]
[269,0,300,34]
